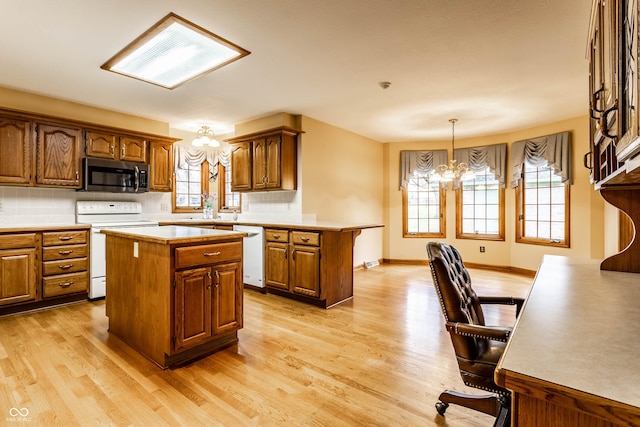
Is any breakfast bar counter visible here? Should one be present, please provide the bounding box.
[495,255,640,426]
[102,226,246,368]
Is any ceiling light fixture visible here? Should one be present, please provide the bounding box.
[430,119,475,185]
[192,126,220,147]
[101,13,250,89]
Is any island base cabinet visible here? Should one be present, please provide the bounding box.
[105,234,243,369]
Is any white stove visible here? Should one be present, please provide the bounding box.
[76,201,158,299]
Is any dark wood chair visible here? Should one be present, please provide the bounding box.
[426,241,524,427]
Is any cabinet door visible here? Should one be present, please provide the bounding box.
[264,135,282,189]
[85,130,117,159]
[35,123,82,187]
[0,248,37,305]
[0,116,32,185]
[252,137,268,190]
[174,267,213,351]
[119,136,147,162]
[212,262,243,335]
[265,241,289,290]
[149,141,173,191]
[290,245,320,298]
[230,142,252,191]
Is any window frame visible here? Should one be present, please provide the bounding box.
[515,163,570,248]
[402,173,446,238]
[172,160,210,213]
[217,163,241,213]
[455,167,505,241]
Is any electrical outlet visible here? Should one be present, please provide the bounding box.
[160,202,169,211]
[480,246,485,253]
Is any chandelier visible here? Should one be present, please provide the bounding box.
[431,118,475,184]
[192,126,220,147]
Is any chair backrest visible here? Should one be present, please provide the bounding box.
[427,241,486,359]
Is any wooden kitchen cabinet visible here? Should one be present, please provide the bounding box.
[0,114,33,186]
[149,140,173,192]
[0,233,38,306]
[229,142,252,191]
[85,131,147,163]
[41,230,89,298]
[265,229,321,301]
[226,127,299,192]
[35,122,82,188]
[105,227,244,368]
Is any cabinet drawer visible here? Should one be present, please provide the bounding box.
[175,242,242,269]
[291,231,320,246]
[43,231,87,246]
[42,258,88,275]
[0,233,36,249]
[43,244,88,261]
[265,229,289,242]
[43,272,88,298]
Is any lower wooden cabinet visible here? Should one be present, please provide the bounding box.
[265,227,356,308]
[0,227,90,315]
[0,239,37,306]
[105,232,244,368]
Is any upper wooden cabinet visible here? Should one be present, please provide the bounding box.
[85,131,147,163]
[149,140,174,192]
[35,122,82,188]
[0,114,32,186]
[588,0,640,186]
[226,127,300,192]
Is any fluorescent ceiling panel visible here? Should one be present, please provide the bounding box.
[101,13,250,89]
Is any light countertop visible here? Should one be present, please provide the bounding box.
[101,225,246,245]
[0,224,91,233]
[158,219,384,232]
[496,255,640,409]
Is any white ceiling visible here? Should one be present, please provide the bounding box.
[0,0,591,142]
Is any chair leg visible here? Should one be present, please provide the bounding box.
[436,389,501,417]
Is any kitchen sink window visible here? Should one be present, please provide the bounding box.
[218,163,240,212]
[174,161,209,213]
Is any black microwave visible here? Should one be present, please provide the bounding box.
[81,158,150,193]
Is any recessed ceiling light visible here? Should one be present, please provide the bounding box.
[101,13,250,89]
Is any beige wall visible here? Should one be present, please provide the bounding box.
[383,115,607,271]
[299,116,384,266]
[0,87,169,135]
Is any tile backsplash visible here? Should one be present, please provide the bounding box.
[0,186,313,225]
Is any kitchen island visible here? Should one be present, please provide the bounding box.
[160,219,384,308]
[102,226,246,368]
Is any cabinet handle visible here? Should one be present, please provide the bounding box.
[583,152,593,170]
[206,272,212,289]
[58,264,73,270]
[58,281,74,288]
[121,145,125,157]
[599,101,618,140]
[59,236,73,241]
[273,234,281,239]
[292,248,296,261]
[75,171,79,181]
[215,271,220,287]
[58,250,74,255]
[301,237,309,242]
[590,85,605,119]
[110,145,114,155]
[204,251,221,257]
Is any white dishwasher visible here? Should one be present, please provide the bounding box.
[233,225,265,288]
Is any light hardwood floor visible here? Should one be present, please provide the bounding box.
[0,264,532,426]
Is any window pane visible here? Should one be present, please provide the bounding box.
[457,166,503,239]
[405,172,443,236]
[174,163,202,211]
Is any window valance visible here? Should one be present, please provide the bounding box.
[399,150,447,189]
[510,131,571,188]
[454,143,507,188]
[174,145,230,181]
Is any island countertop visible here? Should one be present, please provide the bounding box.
[101,225,246,244]
[158,219,384,232]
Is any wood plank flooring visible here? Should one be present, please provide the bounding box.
[0,264,531,426]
